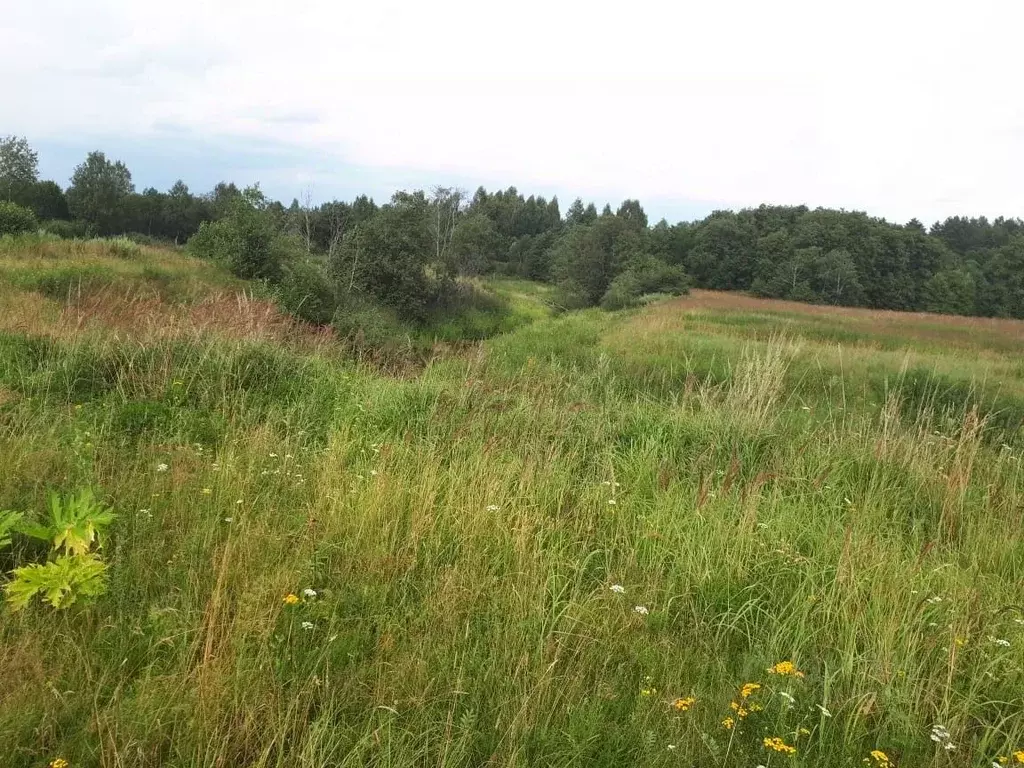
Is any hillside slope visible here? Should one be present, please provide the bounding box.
[1,237,1023,768]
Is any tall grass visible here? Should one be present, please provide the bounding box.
[0,241,1022,767]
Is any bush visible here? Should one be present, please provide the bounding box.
[0,201,38,236]
[332,294,408,347]
[276,259,338,325]
[628,255,691,296]
[600,273,643,310]
[188,210,284,282]
[42,218,92,239]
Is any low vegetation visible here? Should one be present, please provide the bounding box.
[0,237,1022,767]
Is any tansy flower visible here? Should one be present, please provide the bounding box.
[864,749,892,766]
[763,737,797,756]
[740,682,762,698]
[50,760,69,768]
[722,716,735,730]
[768,661,805,678]
[283,593,300,605]
[1013,751,1024,764]
[670,696,696,712]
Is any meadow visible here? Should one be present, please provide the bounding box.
[1,236,1023,768]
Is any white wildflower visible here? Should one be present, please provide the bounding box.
[303,588,317,598]
[607,499,617,506]
[816,704,833,717]
[223,517,233,523]
[989,636,1011,647]
[610,584,625,594]
[779,691,796,705]
[633,605,649,615]
[301,621,314,631]
[926,596,944,605]
[486,505,499,512]
[156,463,169,473]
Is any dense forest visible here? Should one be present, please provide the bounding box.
[2,135,1022,322]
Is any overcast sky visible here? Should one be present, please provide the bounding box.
[2,0,1023,224]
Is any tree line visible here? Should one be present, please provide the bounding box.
[2,134,1022,321]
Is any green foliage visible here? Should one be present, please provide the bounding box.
[188,188,287,281]
[0,135,39,200]
[43,218,93,239]
[275,258,338,325]
[3,489,115,612]
[66,151,134,235]
[0,510,22,550]
[4,554,108,611]
[330,193,433,319]
[0,201,38,236]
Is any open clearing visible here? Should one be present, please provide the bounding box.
[1,240,1022,768]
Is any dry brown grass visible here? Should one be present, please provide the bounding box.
[661,290,1024,352]
[0,283,334,351]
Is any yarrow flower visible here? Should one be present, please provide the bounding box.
[301,621,314,631]
[670,696,696,712]
[763,736,797,756]
[768,660,805,678]
[633,605,649,615]
[930,724,956,751]
[989,636,1011,648]
[283,593,300,605]
[609,584,625,594]
[486,505,499,512]
[303,588,317,598]
[156,463,169,472]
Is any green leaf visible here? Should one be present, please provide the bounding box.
[0,510,22,550]
[47,488,116,556]
[4,553,108,611]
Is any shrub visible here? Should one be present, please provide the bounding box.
[0,201,38,236]
[42,218,92,239]
[276,259,338,325]
[332,294,408,347]
[601,272,643,310]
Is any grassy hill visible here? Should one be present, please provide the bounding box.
[1,237,1023,768]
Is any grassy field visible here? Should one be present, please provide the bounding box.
[1,237,1023,768]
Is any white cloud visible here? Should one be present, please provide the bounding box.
[2,0,1023,222]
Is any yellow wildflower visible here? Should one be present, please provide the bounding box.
[283,593,300,605]
[768,661,805,678]
[640,687,656,697]
[1014,752,1024,764]
[799,727,811,736]
[729,700,749,717]
[740,682,762,698]
[763,736,797,756]
[864,750,892,766]
[722,716,735,730]
[50,760,70,768]
[671,696,696,712]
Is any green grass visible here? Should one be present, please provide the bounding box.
[1,240,1023,768]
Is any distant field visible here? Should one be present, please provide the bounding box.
[1,238,1022,768]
